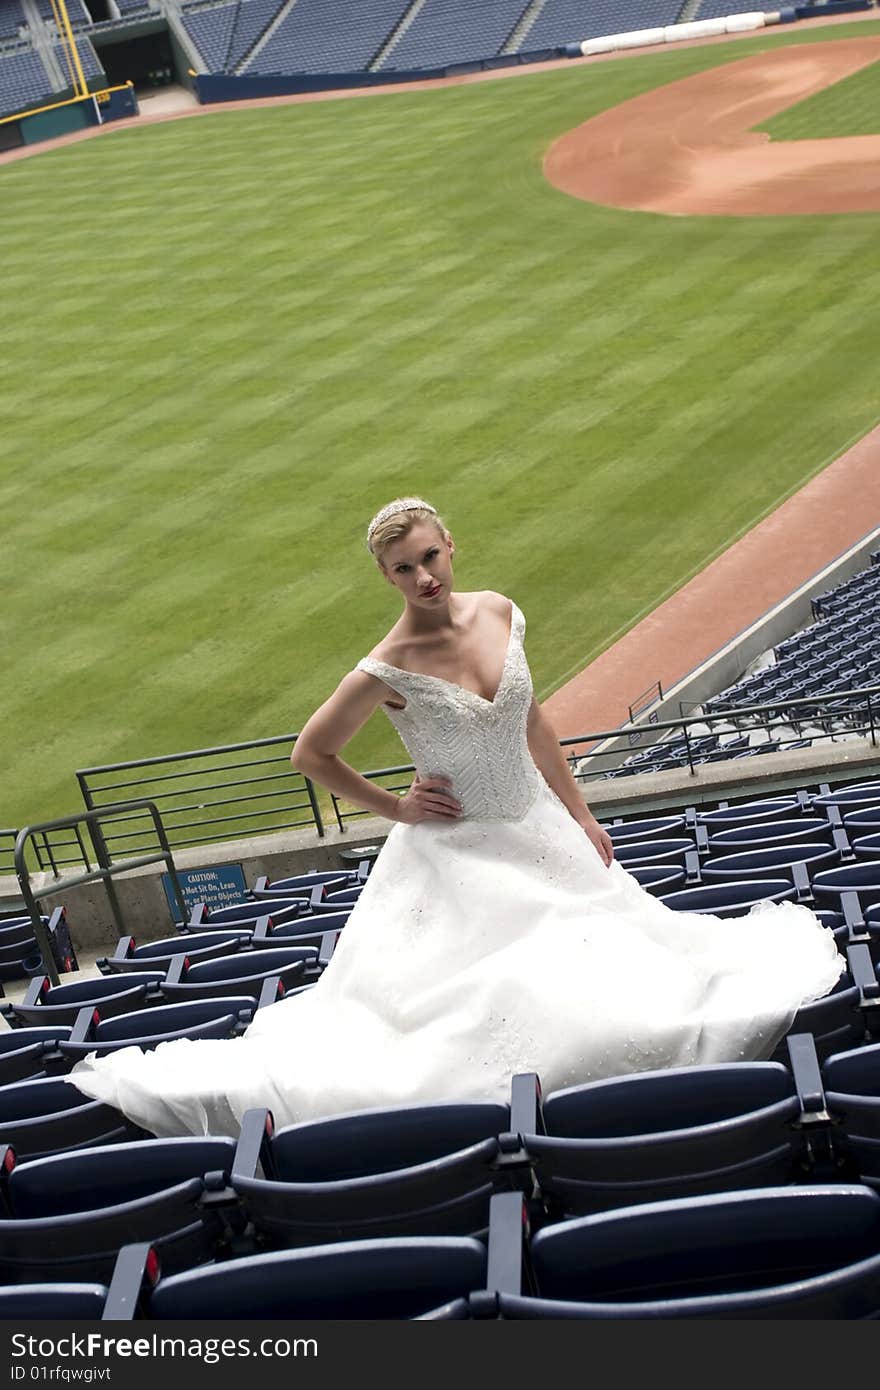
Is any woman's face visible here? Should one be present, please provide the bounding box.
[379,521,455,607]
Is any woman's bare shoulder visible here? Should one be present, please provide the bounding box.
[472,589,514,618]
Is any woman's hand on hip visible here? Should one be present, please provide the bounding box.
[394,774,462,824]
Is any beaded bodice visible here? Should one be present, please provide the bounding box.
[356,600,543,822]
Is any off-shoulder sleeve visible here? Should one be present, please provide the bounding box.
[356,657,409,701]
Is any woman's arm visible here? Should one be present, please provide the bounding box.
[526,696,614,866]
[291,671,462,825]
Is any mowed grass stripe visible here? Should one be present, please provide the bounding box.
[2,19,880,827]
[758,56,880,138]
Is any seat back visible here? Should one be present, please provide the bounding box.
[0,1079,135,1159]
[186,948,315,983]
[530,1065,800,1214]
[0,1138,238,1283]
[96,998,250,1044]
[0,1029,69,1085]
[149,1238,487,1319]
[775,977,866,1062]
[10,1137,236,1216]
[659,880,796,916]
[0,1284,108,1317]
[522,1185,880,1319]
[824,1042,880,1183]
[235,1103,509,1244]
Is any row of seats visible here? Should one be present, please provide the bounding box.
[170,0,739,78]
[180,2,239,73]
[0,867,367,1085]
[11,793,880,1079]
[3,819,880,1316]
[2,1029,880,1317]
[0,0,24,40]
[526,0,681,49]
[0,30,105,119]
[611,783,880,910]
[16,1175,880,1320]
[249,0,410,77]
[0,45,54,115]
[380,0,529,72]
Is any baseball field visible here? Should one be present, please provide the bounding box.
[2,17,879,830]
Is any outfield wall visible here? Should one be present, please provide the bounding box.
[0,82,138,150]
[194,47,562,103]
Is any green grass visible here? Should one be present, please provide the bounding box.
[759,57,880,138]
[2,19,880,832]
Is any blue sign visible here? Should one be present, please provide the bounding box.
[162,863,248,925]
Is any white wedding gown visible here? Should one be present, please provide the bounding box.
[67,601,844,1137]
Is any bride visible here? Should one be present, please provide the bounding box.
[67,497,844,1137]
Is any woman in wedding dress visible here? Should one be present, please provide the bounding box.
[67,497,844,1138]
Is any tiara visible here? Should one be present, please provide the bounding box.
[366,497,437,550]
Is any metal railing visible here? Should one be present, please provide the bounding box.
[14,801,188,986]
[0,825,93,882]
[628,679,663,725]
[557,682,880,784]
[328,683,880,825]
[4,686,879,872]
[330,765,415,832]
[75,734,323,867]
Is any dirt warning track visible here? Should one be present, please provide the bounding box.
[544,36,880,216]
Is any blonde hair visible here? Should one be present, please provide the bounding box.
[367,499,447,560]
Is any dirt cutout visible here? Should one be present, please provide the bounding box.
[544,36,880,216]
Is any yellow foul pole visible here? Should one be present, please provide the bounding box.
[49,0,89,100]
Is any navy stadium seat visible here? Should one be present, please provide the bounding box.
[0,1078,141,1160]
[160,948,312,1001]
[770,945,880,1063]
[97,929,252,974]
[187,898,305,931]
[0,1136,239,1282]
[624,864,686,895]
[488,1186,880,1318]
[105,1234,487,1319]
[58,997,258,1061]
[2,973,164,1029]
[250,870,356,900]
[659,880,797,916]
[0,1029,69,1086]
[707,818,835,851]
[516,1055,822,1219]
[0,1282,110,1318]
[613,838,695,870]
[230,1090,530,1248]
[699,844,839,883]
[603,816,685,843]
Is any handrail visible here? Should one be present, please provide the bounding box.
[330,682,880,826]
[76,732,324,863]
[14,800,188,986]
[628,679,662,724]
[328,683,878,822]
[571,681,880,741]
[1,681,872,862]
